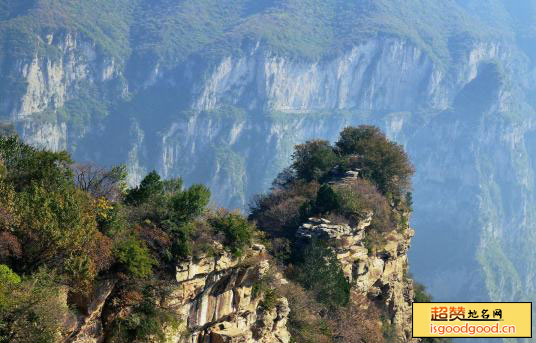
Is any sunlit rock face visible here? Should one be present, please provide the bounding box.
[297,213,416,343]
[68,244,292,343]
[169,244,291,343]
[66,208,416,342]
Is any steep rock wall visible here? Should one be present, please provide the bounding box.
[67,216,417,343]
[6,30,536,318]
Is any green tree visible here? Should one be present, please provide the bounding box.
[335,126,414,196]
[108,285,179,343]
[15,185,98,270]
[170,184,210,223]
[0,136,73,192]
[314,184,341,214]
[0,269,69,343]
[114,236,156,278]
[294,239,350,309]
[125,170,164,205]
[162,220,195,260]
[0,138,113,297]
[211,212,254,257]
[291,140,338,182]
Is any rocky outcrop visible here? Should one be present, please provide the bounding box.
[68,280,117,343]
[66,243,291,343]
[169,243,290,343]
[297,213,416,343]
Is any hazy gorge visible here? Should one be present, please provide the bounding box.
[3,0,536,320]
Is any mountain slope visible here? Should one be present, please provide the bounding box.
[2,0,536,329]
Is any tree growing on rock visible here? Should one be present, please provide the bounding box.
[335,126,414,196]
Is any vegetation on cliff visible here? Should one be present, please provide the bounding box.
[0,125,427,343]
[250,125,417,342]
[0,134,254,342]
[251,125,413,235]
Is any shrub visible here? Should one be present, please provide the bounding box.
[335,126,414,196]
[291,140,338,181]
[293,239,350,309]
[276,282,331,343]
[0,136,73,192]
[271,167,296,190]
[164,220,194,260]
[382,316,399,343]
[0,269,70,343]
[125,170,163,205]
[264,237,292,262]
[97,201,128,235]
[107,285,180,343]
[189,220,222,258]
[249,181,319,234]
[114,236,156,278]
[0,232,22,264]
[314,184,340,214]
[125,174,209,241]
[127,189,171,226]
[64,253,96,294]
[334,178,393,231]
[91,231,114,273]
[211,212,254,257]
[252,271,281,311]
[260,287,279,310]
[137,225,172,260]
[15,185,99,270]
[250,193,308,233]
[405,191,413,211]
[328,292,384,343]
[414,281,433,302]
[363,230,387,256]
[0,264,20,285]
[170,184,210,223]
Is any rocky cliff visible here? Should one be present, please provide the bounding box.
[68,243,291,343]
[3,0,536,325]
[297,214,416,342]
[67,213,416,343]
[170,243,290,343]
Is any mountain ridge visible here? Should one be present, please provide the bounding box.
[2,1,536,336]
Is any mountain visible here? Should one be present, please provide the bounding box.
[2,0,536,321]
[0,130,418,343]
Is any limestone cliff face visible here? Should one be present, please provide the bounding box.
[68,244,291,343]
[169,243,290,343]
[1,31,122,151]
[7,32,120,119]
[67,229,416,343]
[192,40,510,114]
[7,26,536,318]
[297,213,415,342]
